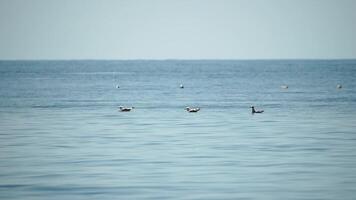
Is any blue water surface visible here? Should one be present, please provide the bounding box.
[1,60,356,200]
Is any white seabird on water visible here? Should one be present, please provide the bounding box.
[186,107,200,112]
[281,85,288,89]
[180,84,184,89]
[119,106,134,112]
[337,84,342,89]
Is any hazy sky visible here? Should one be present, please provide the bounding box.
[0,0,355,59]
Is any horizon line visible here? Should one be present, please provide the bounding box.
[1,58,356,61]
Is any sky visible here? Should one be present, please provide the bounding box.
[0,0,355,60]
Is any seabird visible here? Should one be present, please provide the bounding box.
[281,85,288,89]
[186,107,200,113]
[119,106,134,112]
[251,106,264,114]
[337,84,342,89]
[180,84,184,89]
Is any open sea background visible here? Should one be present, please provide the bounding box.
[0,60,356,200]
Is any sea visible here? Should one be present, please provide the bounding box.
[0,60,356,200]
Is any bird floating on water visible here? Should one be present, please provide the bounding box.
[337,84,342,89]
[186,107,200,113]
[116,85,120,88]
[119,106,134,112]
[251,106,264,114]
[281,85,288,89]
[180,84,184,89]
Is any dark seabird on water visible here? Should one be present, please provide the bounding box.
[251,106,264,114]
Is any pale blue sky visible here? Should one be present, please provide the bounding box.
[0,0,355,59]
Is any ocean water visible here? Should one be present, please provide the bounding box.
[0,60,356,200]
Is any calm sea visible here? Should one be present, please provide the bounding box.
[1,60,356,200]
